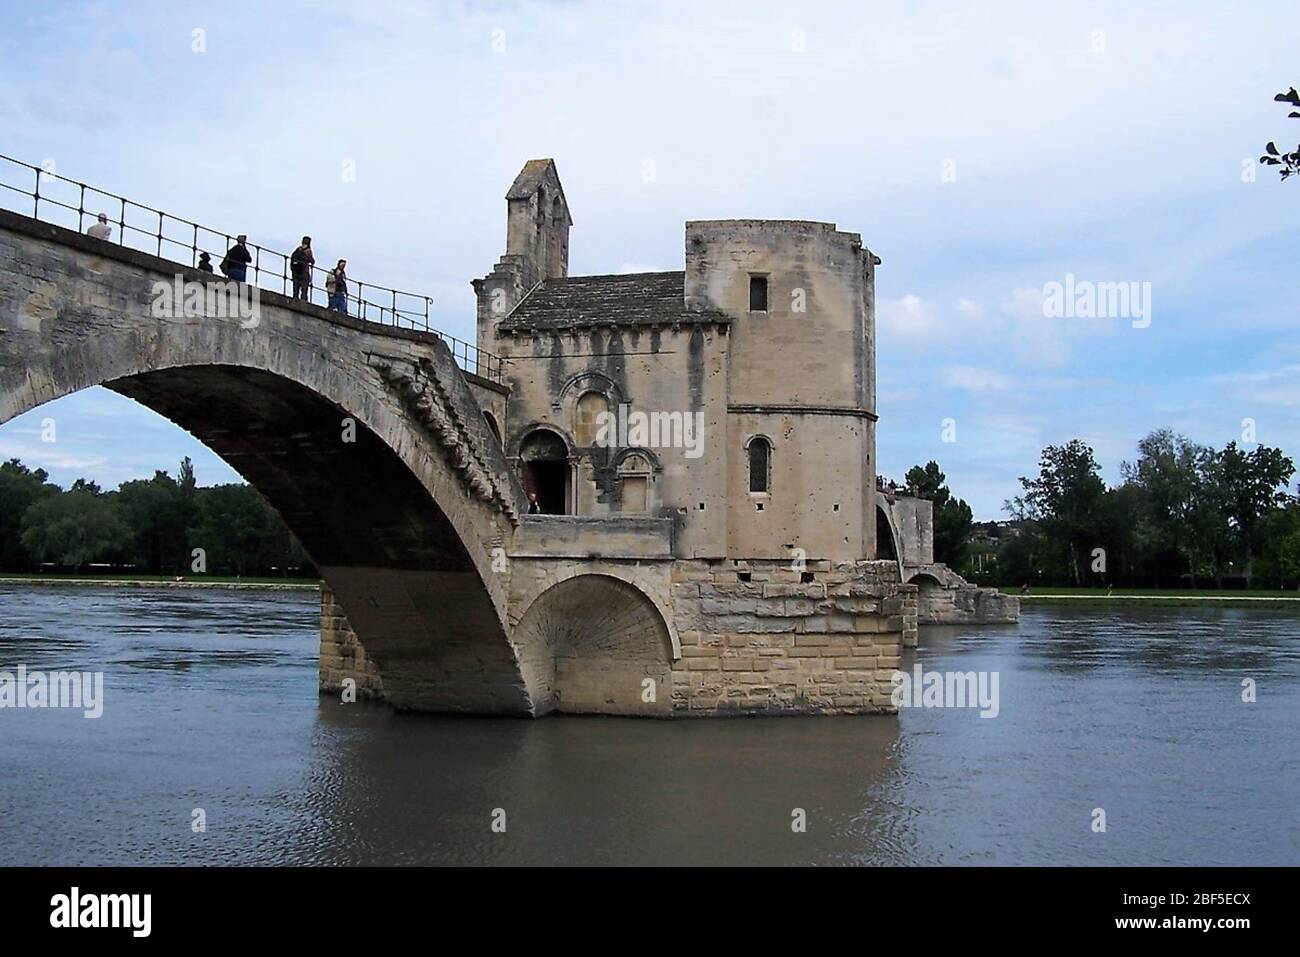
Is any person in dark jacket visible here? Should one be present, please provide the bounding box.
[326,259,348,314]
[197,252,214,273]
[290,236,314,301]
[220,234,252,282]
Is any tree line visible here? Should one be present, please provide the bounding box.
[892,429,1299,589]
[0,457,311,577]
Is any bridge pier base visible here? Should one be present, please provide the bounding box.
[319,586,384,701]
[317,560,919,717]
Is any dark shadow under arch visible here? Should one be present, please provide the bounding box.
[93,365,530,712]
[109,365,474,571]
[875,502,899,563]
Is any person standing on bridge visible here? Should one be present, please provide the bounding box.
[290,236,314,301]
[326,259,348,314]
[220,235,252,282]
[86,212,112,241]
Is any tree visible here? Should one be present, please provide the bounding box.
[1260,86,1300,181]
[994,521,1051,588]
[0,458,58,570]
[1007,440,1106,585]
[1120,430,1216,586]
[20,484,132,570]
[1259,500,1300,588]
[191,484,307,576]
[116,467,194,574]
[903,461,973,568]
[1211,442,1295,587]
[1094,483,1146,587]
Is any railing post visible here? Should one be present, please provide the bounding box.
[254,246,261,284]
[157,211,163,257]
[118,198,126,246]
[31,164,39,219]
[77,184,85,233]
[392,289,397,328]
[192,223,198,268]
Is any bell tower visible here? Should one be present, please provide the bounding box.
[474,159,572,351]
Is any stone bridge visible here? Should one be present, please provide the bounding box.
[878,494,1018,629]
[0,209,692,715]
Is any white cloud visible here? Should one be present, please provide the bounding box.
[942,366,1016,392]
[878,294,943,341]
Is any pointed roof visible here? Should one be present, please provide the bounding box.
[505,159,570,220]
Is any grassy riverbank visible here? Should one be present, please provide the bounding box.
[0,573,319,590]
[1000,585,1300,607]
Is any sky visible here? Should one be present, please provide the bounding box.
[0,0,1297,518]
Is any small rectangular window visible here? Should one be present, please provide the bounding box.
[749,275,768,312]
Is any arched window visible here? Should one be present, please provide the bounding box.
[483,411,502,446]
[748,437,771,493]
[574,391,610,447]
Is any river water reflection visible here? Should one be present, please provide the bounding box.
[0,584,1296,865]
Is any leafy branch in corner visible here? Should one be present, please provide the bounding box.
[1260,86,1300,181]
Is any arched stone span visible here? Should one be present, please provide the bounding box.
[875,501,903,573]
[512,573,675,716]
[0,210,532,713]
[904,566,964,588]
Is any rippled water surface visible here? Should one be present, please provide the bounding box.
[0,584,1296,865]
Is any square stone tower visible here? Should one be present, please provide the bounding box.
[684,220,879,561]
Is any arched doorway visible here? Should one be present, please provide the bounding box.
[519,428,570,514]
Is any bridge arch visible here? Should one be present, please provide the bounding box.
[875,500,903,574]
[0,211,531,713]
[512,572,676,716]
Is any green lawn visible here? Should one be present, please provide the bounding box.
[999,586,1297,598]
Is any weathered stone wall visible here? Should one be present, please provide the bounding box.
[667,558,912,715]
[492,321,731,559]
[319,585,383,699]
[886,496,934,566]
[510,514,674,559]
[686,220,879,562]
[726,408,872,561]
[464,373,509,442]
[325,553,916,717]
[916,581,1019,625]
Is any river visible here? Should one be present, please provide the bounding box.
[0,584,1296,866]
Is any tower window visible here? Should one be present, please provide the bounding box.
[749,275,769,312]
[748,437,771,493]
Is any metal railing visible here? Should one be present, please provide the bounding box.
[0,152,505,381]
